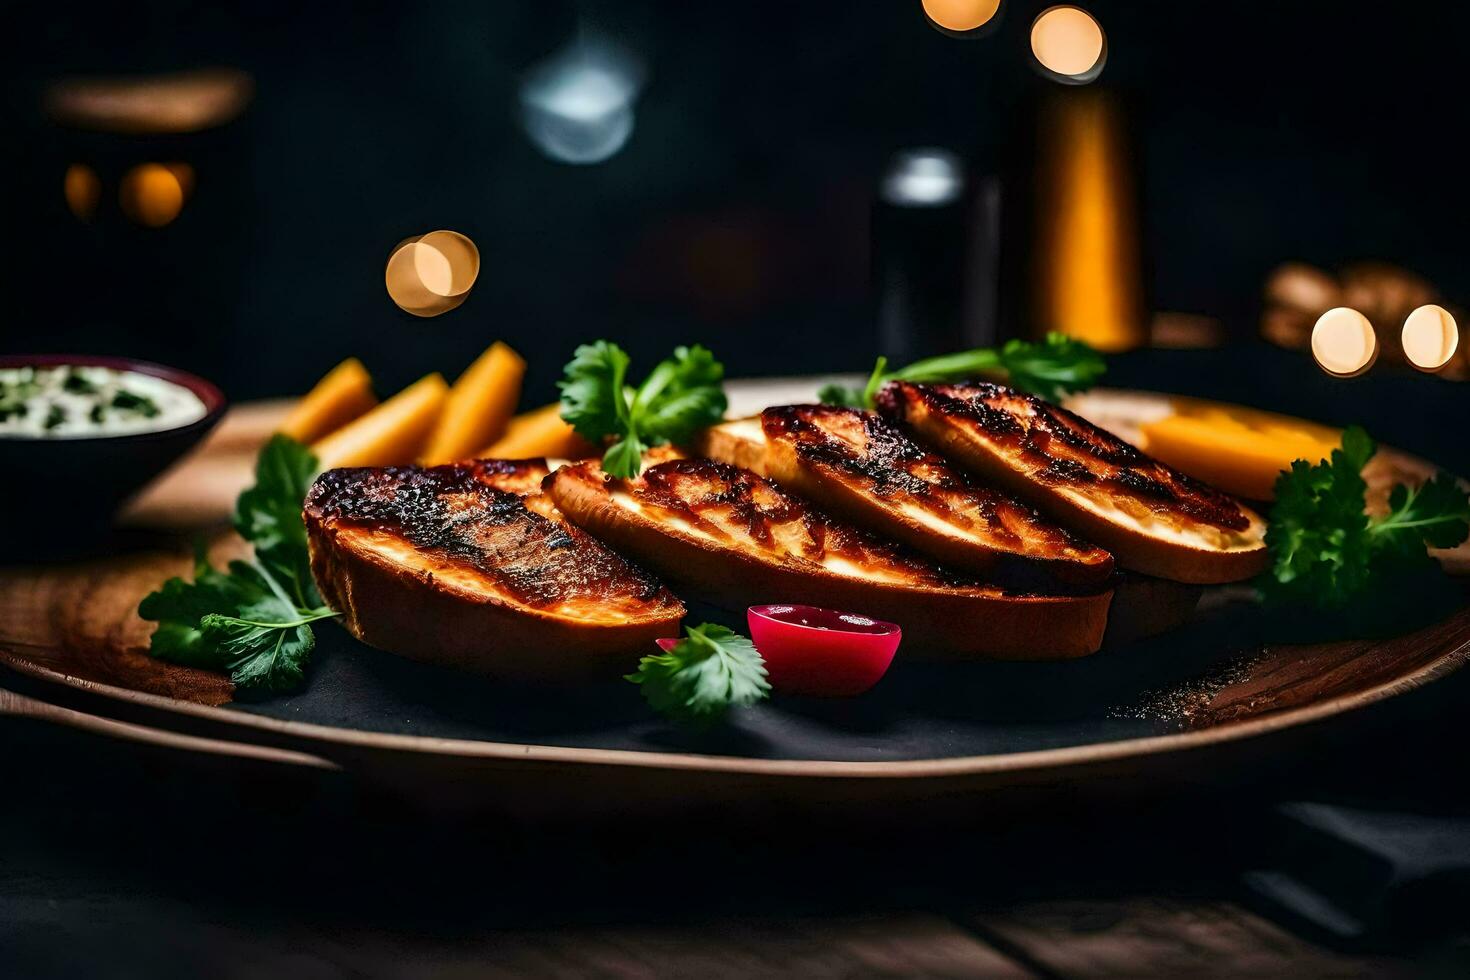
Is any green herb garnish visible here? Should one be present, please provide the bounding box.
[819,332,1106,408]
[0,375,40,421]
[43,404,66,430]
[559,341,728,478]
[139,435,335,694]
[1261,426,1470,623]
[111,388,161,417]
[62,370,98,394]
[625,623,770,723]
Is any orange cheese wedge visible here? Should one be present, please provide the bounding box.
[477,403,594,460]
[1139,400,1340,501]
[421,341,526,464]
[312,373,449,469]
[278,358,377,445]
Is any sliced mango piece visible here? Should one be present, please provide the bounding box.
[477,403,595,460]
[1139,400,1341,501]
[278,358,378,444]
[420,341,527,464]
[312,373,449,470]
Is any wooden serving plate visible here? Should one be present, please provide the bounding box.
[3,383,1468,813]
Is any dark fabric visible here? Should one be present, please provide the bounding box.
[1246,803,1470,950]
[224,592,1271,761]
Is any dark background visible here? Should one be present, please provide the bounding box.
[4,0,1470,404]
[5,6,1470,973]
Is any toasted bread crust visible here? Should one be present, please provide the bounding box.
[692,417,770,476]
[753,405,1113,588]
[880,382,1268,584]
[306,463,683,677]
[469,457,562,520]
[546,457,1113,660]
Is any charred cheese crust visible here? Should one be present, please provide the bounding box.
[545,456,1113,660]
[305,462,683,677]
[469,457,562,520]
[879,381,1268,584]
[704,407,1114,588]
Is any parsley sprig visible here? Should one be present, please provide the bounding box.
[819,332,1106,408]
[559,341,728,478]
[139,435,335,694]
[1261,426,1470,622]
[626,623,770,723]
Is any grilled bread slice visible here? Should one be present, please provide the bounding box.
[694,415,771,475]
[305,462,683,677]
[879,382,1267,584]
[545,456,1112,660]
[470,457,561,520]
[698,406,1114,588]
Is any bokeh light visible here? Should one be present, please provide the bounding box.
[63,163,101,221]
[881,149,964,207]
[119,162,189,227]
[520,38,643,165]
[921,0,1003,34]
[1311,307,1378,377]
[163,162,196,200]
[1031,6,1106,82]
[1401,304,1460,372]
[385,230,480,317]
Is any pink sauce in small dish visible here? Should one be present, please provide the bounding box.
[746,604,900,697]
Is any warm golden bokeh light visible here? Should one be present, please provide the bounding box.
[63,163,101,221]
[1311,307,1378,377]
[922,0,1003,33]
[163,162,196,200]
[385,230,480,317]
[1032,92,1143,351]
[119,162,186,227]
[44,67,254,135]
[1401,304,1460,372]
[1031,6,1106,80]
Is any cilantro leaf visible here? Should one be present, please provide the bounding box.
[1260,425,1469,627]
[824,333,1106,409]
[1373,474,1470,552]
[995,333,1107,402]
[559,341,728,478]
[559,341,631,443]
[200,607,334,694]
[1261,426,1376,608]
[234,434,323,608]
[138,546,262,665]
[635,345,727,443]
[626,623,770,723]
[601,430,649,480]
[817,382,865,408]
[139,436,336,695]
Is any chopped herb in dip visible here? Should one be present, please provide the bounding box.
[0,365,206,438]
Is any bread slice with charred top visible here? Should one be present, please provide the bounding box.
[545,456,1112,660]
[878,381,1268,584]
[470,457,561,520]
[305,461,684,677]
[697,406,1114,588]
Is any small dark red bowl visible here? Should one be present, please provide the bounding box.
[747,604,901,697]
[0,355,227,559]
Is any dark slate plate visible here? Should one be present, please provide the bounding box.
[222,594,1264,763]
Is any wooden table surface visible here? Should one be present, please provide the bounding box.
[5,703,1467,979]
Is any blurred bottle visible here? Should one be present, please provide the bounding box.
[1000,87,1146,352]
[872,148,1003,364]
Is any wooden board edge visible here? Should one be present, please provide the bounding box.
[0,685,339,770]
[4,632,1467,780]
